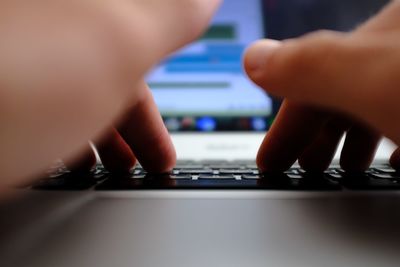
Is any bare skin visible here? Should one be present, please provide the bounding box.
[0,0,221,187]
[244,0,400,173]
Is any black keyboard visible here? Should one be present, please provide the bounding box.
[31,161,400,191]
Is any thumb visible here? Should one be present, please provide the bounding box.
[243,32,369,115]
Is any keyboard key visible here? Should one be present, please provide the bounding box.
[369,173,395,179]
[287,174,303,179]
[285,169,307,176]
[326,173,343,180]
[373,167,398,174]
[242,175,261,180]
[324,169,344,180]
[198,175,235,180]
[132,169,144,175]
[174,165,205,170]
[170,175,193,180]
[178,169,214,175]
[208,165,242,170]
[219,169,255,175]
[131,175,146,179]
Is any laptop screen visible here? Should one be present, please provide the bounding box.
[147,0,274,132]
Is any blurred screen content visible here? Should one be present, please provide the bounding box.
[147,0,272,132]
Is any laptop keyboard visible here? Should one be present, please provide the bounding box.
[30,160,400,191]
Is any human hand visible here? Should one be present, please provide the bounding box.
[244,0,400,172]
[0,0,221,185]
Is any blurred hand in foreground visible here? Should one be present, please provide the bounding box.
[0,0,221,186]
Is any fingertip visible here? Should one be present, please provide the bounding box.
[256,150,268,173]
[139,133,177,173]
[298,118,348,173]
[256,145,293,173]
[65,145,97,172]
[95,128,137,173]
[102,151,137,173]
[244,39,281,81]
[256,153,274,173]
[340,158,371,173]
[155,151,177,173]
[340,126,381,172]
[299,157,330,173]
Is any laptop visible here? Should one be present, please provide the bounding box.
[1,0,400,266]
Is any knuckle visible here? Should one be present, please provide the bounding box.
[275,31,344,76]
[303,30,343,41]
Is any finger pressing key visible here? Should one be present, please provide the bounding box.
[257,100,329,172]
[117,82,176,173]
[64,143,97,172]
[299,118,349,172]
[340,124,381,172]
[95,128,136,173]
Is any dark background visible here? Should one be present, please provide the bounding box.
[264,0,390,39]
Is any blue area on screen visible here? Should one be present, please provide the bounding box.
[165,44,244,74]
[197,117,217,132]
[252,117,267,131]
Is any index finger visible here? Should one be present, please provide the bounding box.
[116,82,176,173]
[257,100,329,172]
